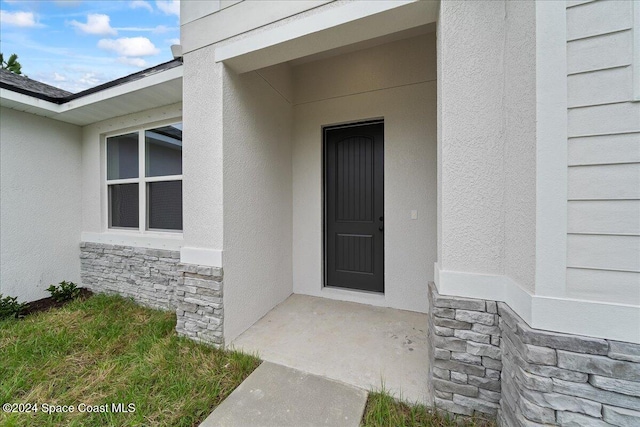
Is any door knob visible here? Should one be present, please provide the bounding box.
[379,216,384,221]
[379,226,384,232]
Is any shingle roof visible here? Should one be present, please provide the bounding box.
[0,68,72,98]
[0,59,182,104]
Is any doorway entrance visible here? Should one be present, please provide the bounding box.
[323,120,384,293]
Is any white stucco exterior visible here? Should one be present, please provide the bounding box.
[292,34,437,313]
[504,0,537,294]
[434,0,638,343]
[1,0,638,345]
[435,0,541,297]
[222,66,294,341]
[181,50,224,259]
[178,1,441,340]
[436,0,509,280]
[0,107,82,302]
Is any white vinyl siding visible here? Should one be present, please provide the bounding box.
[568,102,640,136]
[566,0,595,8]
[567,29,633,74]
[567,66,632,107]
[567,234,640,272]
[568,200,640,235]
[566,268,640,305]
[566,0,640,305]
[568,164,640,200]
[568,133,640,165]
[566,0,633,41]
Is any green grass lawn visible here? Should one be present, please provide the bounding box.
[1,293,495,427]
[0,294,260,427]
[361,392,495,427]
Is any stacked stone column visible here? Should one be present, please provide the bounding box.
[175,265,224,347]
[428,283,503,417]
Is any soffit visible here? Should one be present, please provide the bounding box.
[0,66,182,126]
[216,0,440,73]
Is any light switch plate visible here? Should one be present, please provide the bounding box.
[411,210,418,220]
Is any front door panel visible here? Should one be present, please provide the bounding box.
[324,121,384,293]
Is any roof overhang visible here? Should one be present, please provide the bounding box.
[0,65,182,126]
[216,0,440,73]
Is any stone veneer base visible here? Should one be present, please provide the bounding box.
[427,282,503,418]
[428,283,640,426]
[175,264,224,346]
[80,242,224,347]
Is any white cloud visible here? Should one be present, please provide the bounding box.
[167,38,180,45]
[113,24,174,33]
[98,37,160,57]
[117,56,147,68]
[31,60,132,93]
[70,14,117,36]
[130,1,153,13]
[152,24,169,34]
[78,72,101,87]
[0,10,38,27]
[156,0,179,17]
[39,70,106,93]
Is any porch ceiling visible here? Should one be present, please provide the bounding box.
[216,0,439,73]
[288,23,435,67]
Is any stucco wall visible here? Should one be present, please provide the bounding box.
[436,0,538,294]
[182,47,224,252]
[181,0,332,54]
[565,0,640,306]
[292,34,437,313]
[437,0,507,278]
[0,107,82,302]
[503,0,537,293]
[222,65,294,342]
[80,103,183,248]
[435,0,638,343]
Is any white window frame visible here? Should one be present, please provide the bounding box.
[103,121,183,234]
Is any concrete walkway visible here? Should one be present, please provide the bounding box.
[200,362,368,427]
[231,294,429,403]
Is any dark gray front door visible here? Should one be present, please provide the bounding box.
[324,121,384,293]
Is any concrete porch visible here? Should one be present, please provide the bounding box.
[230,294,430,404]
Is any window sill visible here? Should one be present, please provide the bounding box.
[81,231,184,251]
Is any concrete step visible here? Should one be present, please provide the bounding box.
[200,361,368,427]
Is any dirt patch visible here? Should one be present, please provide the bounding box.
[21,288,94,316]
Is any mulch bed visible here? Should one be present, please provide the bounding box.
[21,288,94,317]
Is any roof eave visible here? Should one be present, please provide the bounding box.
[0,63,183,126]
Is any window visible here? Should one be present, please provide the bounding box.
[106,123,183,231]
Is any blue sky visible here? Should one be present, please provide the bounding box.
[0,0,180,93]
